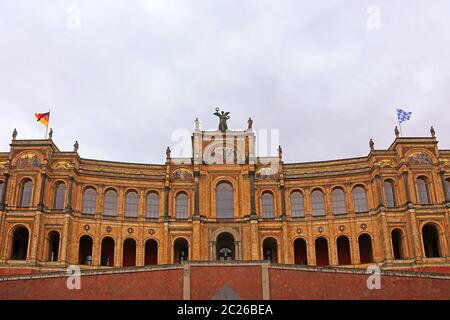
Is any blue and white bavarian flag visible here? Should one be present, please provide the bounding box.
[396,108,412,124]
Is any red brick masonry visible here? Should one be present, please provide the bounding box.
[0,262,449,300]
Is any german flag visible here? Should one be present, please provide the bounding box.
[35,112,50,127]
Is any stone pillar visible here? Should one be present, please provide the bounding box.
[375,175,384,208]
[408,209,423,261]
[30,212,42,263]
[380,211,393,262]
[280,184,286,218]
[249,170,257,218]
[192,219,201,260]
[114,236,123,267]
[37,172,47,211]
[193,171,200,218]
[0,173,10,211]
[60,214,71,264]
[66,176,74,213]
[440,171,449,205]
[402,171,412,205]
[281,220,289,263]
[164,186,170,220]
[250,219,259,260]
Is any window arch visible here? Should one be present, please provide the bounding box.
[358,234,374,263]
[336,235,351,265]
[332,188,346,215]
[124,190,138,218]
[311,189,325,216]
[10,226,29,260]
[422,224,441,258]
[146,192,159,218]
[391,229,405,260]
[176,192,188,219]
[416,177,430,204]
[315,237,329,266]
[82,187,97,214]
[290,191,305,217]
[173,237,189,263]
[20,179,33,207]
[383,180,396,208]
[294,238,307,265]
[103,189,117,216]
[445,178,450,200]
[262,237,278,263]
[261,192,274,218]
[78,235,93,265]
[216,182,234,218]
[47,231,60,262]
[353,186,368,213]
[54,182,66,210]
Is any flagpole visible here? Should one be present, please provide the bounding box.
[45,109,50,139]
[396,108,403,137]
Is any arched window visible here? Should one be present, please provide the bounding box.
[262,237,278,263]
[336,235,351,265]
[315,237,329,266]
[101,237,115,267]
[332,188,346,215]
[20,179,33,207]
[422,224,441,258]
[358,234,374,263]
[78,235,93,265]
[82,188,97,214]
[391,229,404,260]
[145,239,158,265]
[383,180,396,208]
[261,192,274,218]
[176,193,188,219]
[47,231,60,262]
[216,232,235,261]
[146,192,159,218]
[353,186,368,213]
[416,177,430,204]
[216,182,234,218]
[124,191,138,218]
[103,189,117,216]
[311,189,325,217]
[294,238,307,265]
[10,226,29,260]
[122,238,136,267]
[173,238,189,263]
[290,191,305,217]
[54,182,66,210]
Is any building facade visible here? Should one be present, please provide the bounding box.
[0,119,449,271]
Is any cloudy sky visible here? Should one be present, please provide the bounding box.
[1,0,449,164]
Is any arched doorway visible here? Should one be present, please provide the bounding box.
[336,235,351,265]
[391,229,405,260]
[78,235,93,265]
[101,237,115,267]
[358,234,374,263]
[122,238,136,267]
[422,224,441,258]
[173,238,189,263]
[216,232,235,261]
[315,237,329,266]
[145,239,158,265]
[47,231,60,262]
[294,238,307,265]
[262,237,278,263]
[10,226,29,260]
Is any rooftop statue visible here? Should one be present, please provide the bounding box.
[213,107,230,132]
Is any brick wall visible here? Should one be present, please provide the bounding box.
[0,262,449,300]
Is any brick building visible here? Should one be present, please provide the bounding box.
[0,116,449,273]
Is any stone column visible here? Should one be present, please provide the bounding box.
[402,171,412,205]
[66,176,74,213]
[30,212,42,263]
[0,173,10,211]
[193,171,200,219]
[375,175,384,208]
[280,184,286,218]
[380,211,393,262]
[249,170,257,218]
[60,214,71,264]
[164,186,170,220]
[192,219,201,260]
[37,172,47,211]
[440,171,449,204]
[250,220,259,260]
